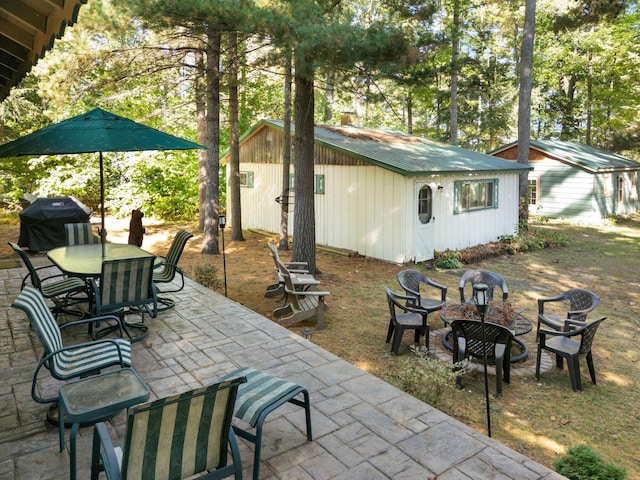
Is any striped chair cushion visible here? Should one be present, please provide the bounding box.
[100,257,155,307]
[51,340,132,379]
[220,367,303,428]
[65,223,100,245]
[152,230,193,283]
[40,276,87,299]
[120,377,245,480]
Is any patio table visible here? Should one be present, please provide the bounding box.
[48,243,155,278]
[58,368,150,480]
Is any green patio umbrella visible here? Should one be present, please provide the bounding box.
[0,107,205,251]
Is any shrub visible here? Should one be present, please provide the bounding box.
[434,251,463,269]
[191,261,224,292]
[554,444,626,480]
[397,345,464,408]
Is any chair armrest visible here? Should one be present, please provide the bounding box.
[564,317,599,330]
[92,422,122,480]
[31,338,130,403]
[567,307,593,319]
[285,288,330,297]
[59,314,122,331]
[537,294,566,313]
[285,260,308,268]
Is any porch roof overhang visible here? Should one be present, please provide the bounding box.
[0,0,87,102]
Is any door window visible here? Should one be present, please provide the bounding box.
[418,185,433,224]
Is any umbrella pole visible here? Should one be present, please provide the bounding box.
[99,151,106,257]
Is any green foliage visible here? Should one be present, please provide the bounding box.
[434,251,463,270]
[554,444,626,480]
[190,260,224,291]
[604,214,635,226]
[397,345,464,408]
[499,228,569,252]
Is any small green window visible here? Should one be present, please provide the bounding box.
[288,173,324,193]
[239,171,254,188]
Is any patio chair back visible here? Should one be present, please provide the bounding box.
[565,289,600,322]
[13,286,65,368]
[9,242,45,290]
[152,229,193,286]
[8,242,88,316]
[396,269,447,313]
[95,257,157,316]
[91,376,246,480]
[450,318,513,396]
[64,223,100,245]
[459,270,509,303]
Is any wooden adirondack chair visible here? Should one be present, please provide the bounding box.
[272,264,329,329]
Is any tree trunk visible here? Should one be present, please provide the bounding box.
[195,48,207,231]
[228,32,244,241]
[279,50,293,251]
[586,47,593,146]
[450,0,460,146]
[292,52,317,273]
[517,0,536,226]
[201,30,221,254]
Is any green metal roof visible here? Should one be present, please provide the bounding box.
[238,120,530,177]
[493,139,640,173]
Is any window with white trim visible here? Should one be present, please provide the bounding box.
[454,179,498,214]
[528,177,539,205]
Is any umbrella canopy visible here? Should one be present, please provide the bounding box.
[0,107,205,248]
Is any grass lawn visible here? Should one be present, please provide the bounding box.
[2,213,638,477]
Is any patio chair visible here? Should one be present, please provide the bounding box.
[450,318,513,397]
[384,286,429,355]
[459,269,509,304]
[8,242,88,319]
[91,256,158,342]
[64,223,100,245]
[218,367,313,480]
[11,286,130,405]
[396,269,447,326]
[272,264,329,329]
[265,242,318,299]
[537,288,600,335]
[90,376,247,480]
[152,229,194,310]
[535,317,606,392]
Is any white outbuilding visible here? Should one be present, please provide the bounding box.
[225,119,530,263]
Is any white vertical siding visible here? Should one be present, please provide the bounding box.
[240,161,521,263]
[426,174,520,256]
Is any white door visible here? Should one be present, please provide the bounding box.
[415,183,436,262]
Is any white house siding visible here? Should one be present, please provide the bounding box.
[429,174,520,256]
[530,159,601,222]
[238,163,284,232]
[239,162,521,263]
